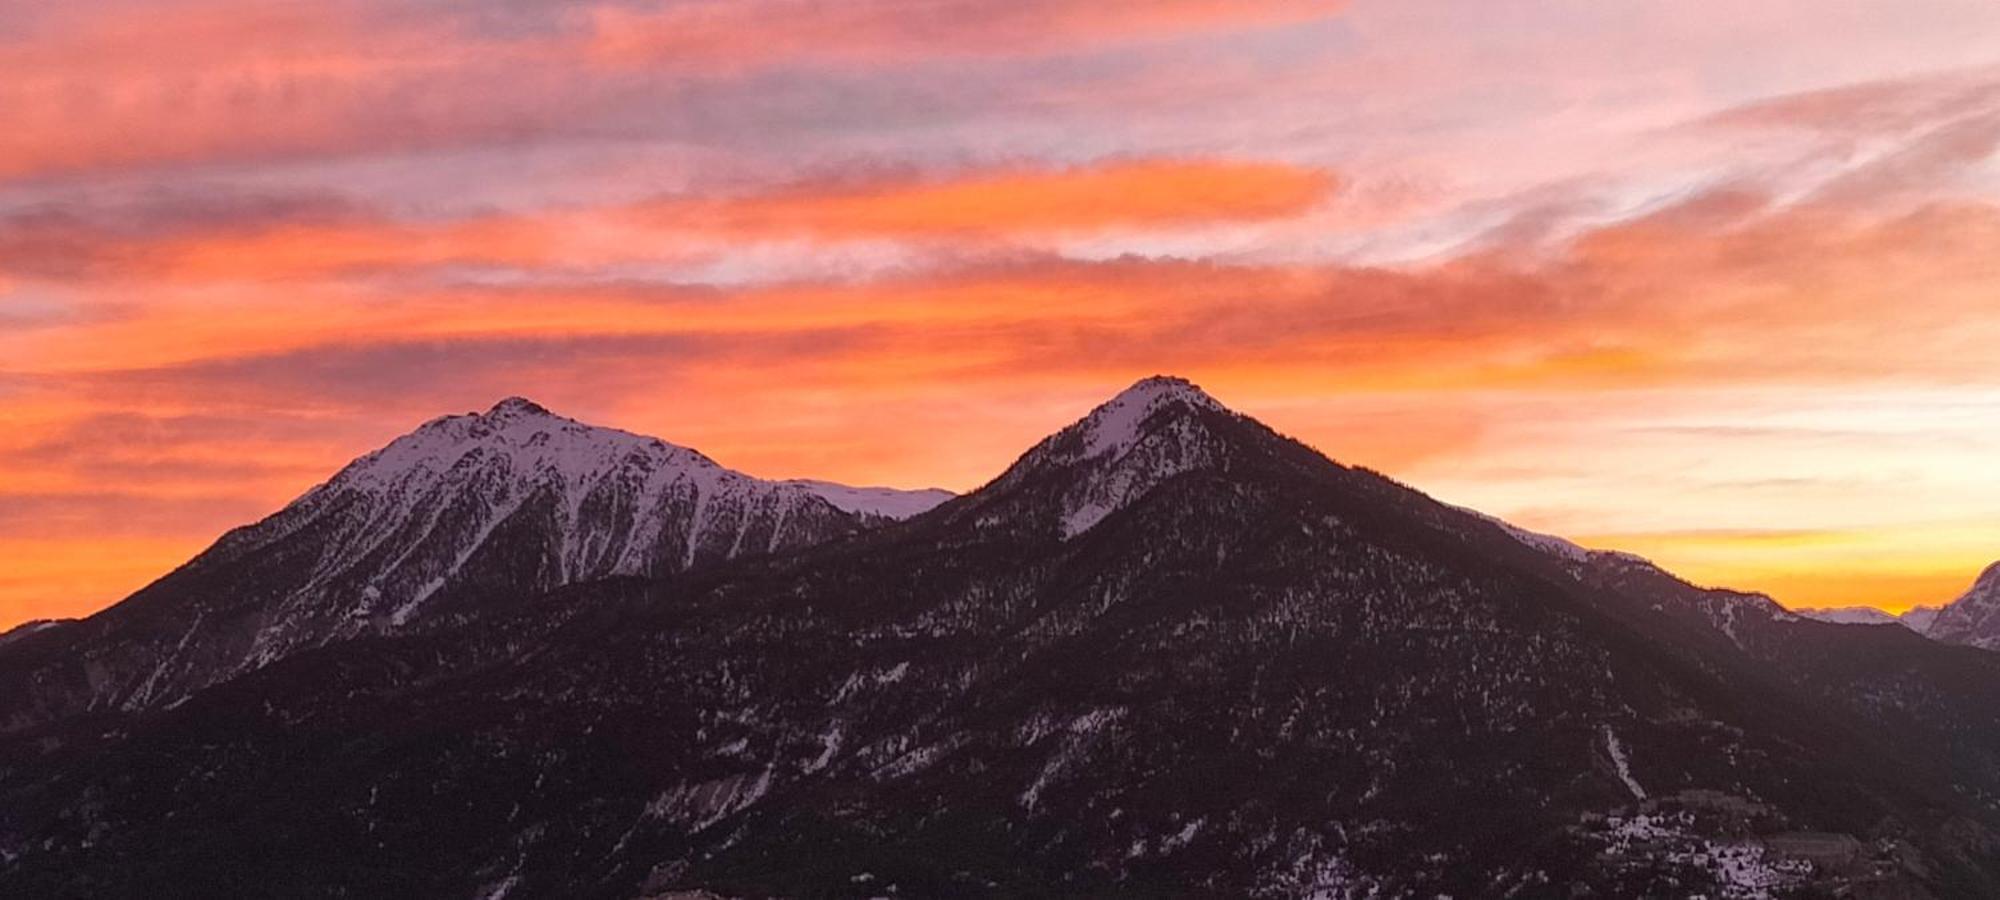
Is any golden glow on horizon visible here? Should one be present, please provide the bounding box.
[0,538,217,623]
[4,0,2000,628]
[1568,527,2000,615]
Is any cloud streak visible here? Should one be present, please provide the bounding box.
[585,0,1345,70]
[0,159,1338,287]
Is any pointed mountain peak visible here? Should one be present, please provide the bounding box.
[1110,374,1222,407]
[480,396,552,420]
[338,397,710,495]
[981,376,1250,538]
[319,397,954,528]
[1071,375,1228,460]
[1102,375,1226,417]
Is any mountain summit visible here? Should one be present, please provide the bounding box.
[287,396,948,624]
[985,375,1241,537]
[0,399,950,720]
[1057,375,1226,460]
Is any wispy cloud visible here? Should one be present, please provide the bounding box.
[585,0,1345,70]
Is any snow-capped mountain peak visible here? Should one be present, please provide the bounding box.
[487,395,553,418]
[329,397,715,495]
[984,376,1243,538]
[1073,375,1226,461]
[71,398,955,711]
[279,399,954,600]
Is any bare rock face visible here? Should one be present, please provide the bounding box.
[1922,563,2000,650]
[0,398,948,723]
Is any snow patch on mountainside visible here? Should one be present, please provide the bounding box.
[1602,725,1646,801]
[1594,813,1801,898]
[0,619,71,649]
[1062,413,1223,538]
[1457,507,1592,563]
[1704,590,1800,646]
[1007,376,1237,539]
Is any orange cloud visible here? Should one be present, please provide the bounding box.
[17,187,2000,384]
[0,159,1335,288]
[639,159,1339,239]
[0,210,588,283]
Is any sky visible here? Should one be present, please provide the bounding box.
[4,0,2000,627]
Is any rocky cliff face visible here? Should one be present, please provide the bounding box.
[1923,563,2000,651]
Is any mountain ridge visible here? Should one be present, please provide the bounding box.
[5,377,2000,896]
[0,397,951,725]
[1792,565,2000,646]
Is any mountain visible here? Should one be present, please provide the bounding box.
[5,377,2000,897]
[1795,566,2000,648]
[1794,607,1908,626]
[0,398,949,727]
[1921,564,2000,651]
[1903,604,1946,633]
[779,479,957,519]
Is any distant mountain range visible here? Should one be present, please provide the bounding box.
[5,377,2000,897]
[1795,566,1999,646]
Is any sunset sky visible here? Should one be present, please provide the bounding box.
[5,0,2000,627]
